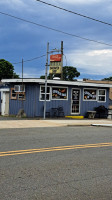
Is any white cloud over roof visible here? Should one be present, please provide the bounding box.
[66,49,112,76]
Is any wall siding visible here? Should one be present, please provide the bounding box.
[9,83,110,117]
[80,88,109,116]
[0,92,1,114]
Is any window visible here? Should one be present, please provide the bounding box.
[40,86,50,101]
[18,93,25,100]
[52,87,68,100]
[11,88,25,100]
[84,89,97,100]
[98,89,106,102]
[11,88,17,99]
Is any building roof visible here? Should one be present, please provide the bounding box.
[2,78,112,88]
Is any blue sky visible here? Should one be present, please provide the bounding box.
[0,0,112,80]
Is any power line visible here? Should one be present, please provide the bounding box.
[12,54,46,65]
[0,11,112,47]
[36,0,112,27]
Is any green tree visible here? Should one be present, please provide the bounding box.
[102,76,112,81]
[0,59,19,80]
[40,66,80,81]
[63,66,80,81]
[40,75,45,79]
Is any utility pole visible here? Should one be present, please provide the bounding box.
[43,42,63,119]
[61,41,63,80]
[44,42,49,119]
[22,58,24,110]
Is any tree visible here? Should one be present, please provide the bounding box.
[40,66,80,81]
[0,59,19,80]
[63,66,80,81]
[102,76,112,81]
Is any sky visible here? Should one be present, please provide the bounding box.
[0,0,112,80]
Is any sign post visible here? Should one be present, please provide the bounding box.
[43,41,63,119]
[44,42,49,120]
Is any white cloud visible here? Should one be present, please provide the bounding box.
[0,0,37,13]
[66,49,112,76]
[0,0,26,8]
[56,0,106,5]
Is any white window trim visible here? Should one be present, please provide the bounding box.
[39,85,51,101]
[51,86,68,100]
[83,88,97,101]
[98,89,106,103]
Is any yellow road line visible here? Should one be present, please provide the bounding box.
[0,143,112,157]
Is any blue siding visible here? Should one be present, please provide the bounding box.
[0,92,1,114]
[9,83,38,117]
[9,83,110,117]
[36,84,71,117]
[80,88,109,116]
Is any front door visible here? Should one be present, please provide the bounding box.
[71,89,80,114]
[1,92,9,116]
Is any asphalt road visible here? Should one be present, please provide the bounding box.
[0,126,112,200]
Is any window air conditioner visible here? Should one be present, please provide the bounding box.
[14,85,25,92]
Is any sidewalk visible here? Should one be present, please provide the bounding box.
[0,119,112,129]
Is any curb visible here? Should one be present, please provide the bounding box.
[67,124,92,127]
[92,124,112,127]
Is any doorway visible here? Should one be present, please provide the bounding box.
[1,91,9,116]
[71,89,80,114]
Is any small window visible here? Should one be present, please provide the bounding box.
[11,88,17,99]
[98,89,106,102]
[40,86,50,101]
[84,89,97,101]
[18,93,25,100]
[52,87,68,100]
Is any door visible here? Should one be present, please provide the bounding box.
[71,89,80,114]
[1,92,9,116]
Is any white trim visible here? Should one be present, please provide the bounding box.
[98,89,106,103]
[0,88,9,92]
[51,86,68,100]
[2,79,112,88]
[71,88,81,115]
[83,88,107,102]
[39,85,51,101]
[83,88,97,101]
[1,91,9,115]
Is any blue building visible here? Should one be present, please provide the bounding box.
[1,78,112,118]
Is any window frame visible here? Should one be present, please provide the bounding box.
[18,92,26,100]
[83,88,97,101]
[98,89,106,102]
[51,86,68,100]
[10,88,17,100]
[39,85,51,101]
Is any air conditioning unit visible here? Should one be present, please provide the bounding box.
[14,85,25,92]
